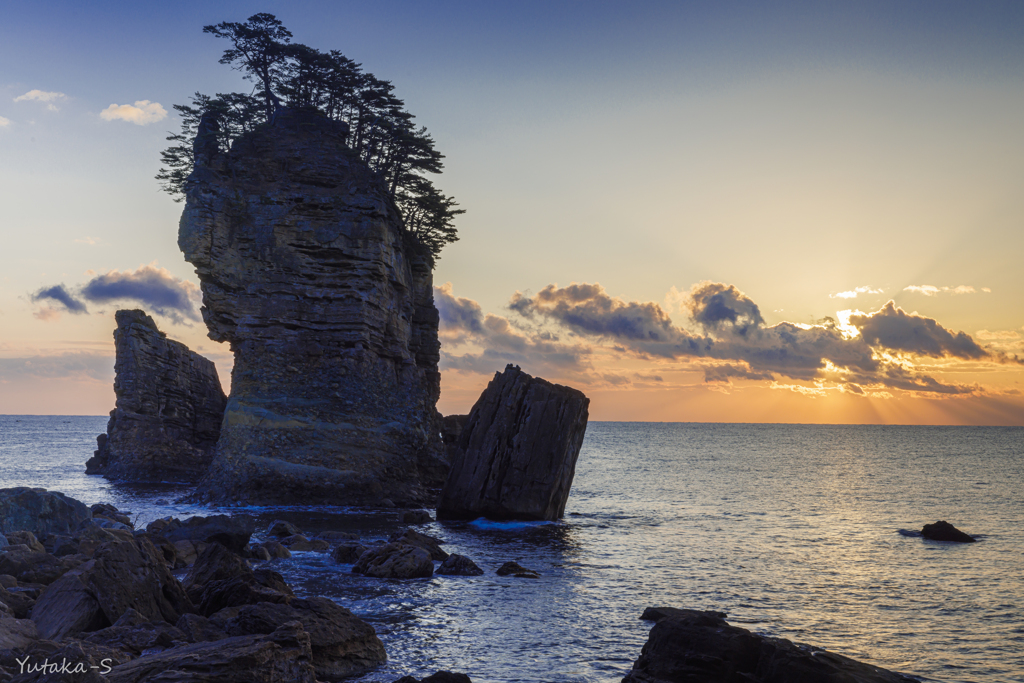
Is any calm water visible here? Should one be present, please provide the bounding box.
[1,416,1022,683]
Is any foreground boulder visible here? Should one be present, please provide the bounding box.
[0,488,91,537]
[921,520,975,543]
[86,309,227,482]
[352,544,433,579]
[437,365,589,521]
[621,608,917,683]
[179,107,447,506]
[154,514,256,555]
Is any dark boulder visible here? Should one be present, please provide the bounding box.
[0,548,84,586]
[388,529,448,561]
[921,520,976,543]
[331,543,368,564]
[82,608,188,656]
[0,488,91,537]
[183,543,293,617]
[496,561,540,578]
[437,365,589,521]
[621,608,917,683]
[435,554,484,576]
[352,544,433,579]
[5,532,44,553]
[314,530,359,543]
[161,515,255,555]
[259,541,292,559]
[174,612,229,643]
[267,520,301,538]
[400,510,433,524]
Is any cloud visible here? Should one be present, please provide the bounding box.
[976,330,1020,341]
[903,285,989,296]
[0,116,10,128]
[687,281,764,337]
[831,286,883,299]
[74,237,100,245]
[99,100,167,125]
[31,284,88,314]
[14,90,66,111]
[849,301,988,359]
[80,265,200,322]
[0,352,112,382]
[703,363,775,383]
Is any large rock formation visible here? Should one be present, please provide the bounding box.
[86,309,226,482]
[623,608,917,683]
[436,365,589,521]
[178,107,445,506]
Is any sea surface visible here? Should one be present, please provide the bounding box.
[1,416,1022,683]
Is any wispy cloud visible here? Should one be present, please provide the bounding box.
[904,284,990,296]
[74,237,100,245]
[0,352,112,382]
[99,100,167,125]
[830,286,883,299]
[13,90,67,111]
[0,116,10,128]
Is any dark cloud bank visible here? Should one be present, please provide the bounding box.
[31,265,199,323]
[442,280,1011,396]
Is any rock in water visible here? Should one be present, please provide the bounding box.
[622,608,918,683]
[437,365,589,521]
[87,309,226,482]
[178,107,446,506]
[921,520,976,543]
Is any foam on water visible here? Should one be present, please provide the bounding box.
[2,416,1023,683]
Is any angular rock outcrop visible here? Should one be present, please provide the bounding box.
[87,309,226,482]
[437,365,589,521]
[178,107,446,506]
[622,609,917,683]
[0,488,91,537]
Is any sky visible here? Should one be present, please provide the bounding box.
[2,1,1023,424]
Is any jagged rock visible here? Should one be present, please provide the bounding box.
[0,548,83,586]
[4,533,44,554]
[437,365,589,521]
[921,520,976,543]
[400,510,433,524]
[174,613,229,643]
[209,597,386,680]
[621,608,917,683]
[82,608,188,656]
[103,621,318,683]
[331,543,368,564]
[0,617,37,653]
[352,543,433,579]
[279,534,328,552]
[267,520,300,538]
[0,534,7,549]
[258,541,291,559]
[160,515,255,555]
[179,107,447,506]
[90,309,227,482]
[435,554,484,576]
[30,538,193,641]
[387,529,448,561]
[495,561,540,579]
[89,504,132,527]
[184,543,292,617]
[0,488,91,537]
[182,543,252,600]
[0,585,34,618]
[0,575,15,588]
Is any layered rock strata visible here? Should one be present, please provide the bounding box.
[437,365,589,521]
[86,309,226,482]
[178,107,445,506]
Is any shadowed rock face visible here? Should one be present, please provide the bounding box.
[87,309,226,482]
[179,107,445,506]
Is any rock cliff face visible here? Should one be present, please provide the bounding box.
[86,310,226,482]
[178,107,445,506]
[437,365,589,521]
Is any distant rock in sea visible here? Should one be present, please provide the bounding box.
[86,309,226,482]
[437,365,589,521]
[921,520,976,543]
[178,107,446,506]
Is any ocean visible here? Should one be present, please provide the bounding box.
[1,416,1022,682]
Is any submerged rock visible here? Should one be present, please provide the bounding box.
[921,520,976,543]
[621,608,917,683]
[87,309,227,482]
[437,365,589,521]
[435,554,484,576]
[179,107,446,506]
[495,561,540,579]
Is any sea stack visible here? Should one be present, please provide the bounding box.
[437,365,589,521]
[86,309,226,482]
[178,107,446,506]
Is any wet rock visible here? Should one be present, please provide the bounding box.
[210,596,386,680]
[90,309,227,483]
[174,612,229,643]
[331,543,368,564]
[0,575,15,588]
[103,621,318,683]
[90,503,133,528]
[171,540,198,566]
[249,545,271,562]
[279,534,329,552]
[82,608,188,656]
[437,365,589,521]
[352,543,433,579]
[267,520,300,538]
[161,515,255,555]
[179,108,447,507]
[31,538,193,641]
[400,510,433,524]
[435,554,484,576]
[496,561,540,579]
[258,541,292,559]
[621,608,917,683]
[921,520,976,543]
[394,673,473,683]
[0,488,91,537]
[640,606,715,622]
[388,529,448,561]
